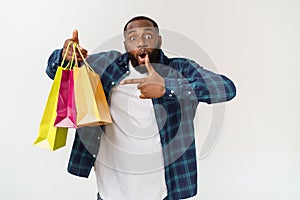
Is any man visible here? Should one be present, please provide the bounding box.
[46,16,236,200]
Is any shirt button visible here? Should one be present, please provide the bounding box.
[188,91,191,95]
[126,71,130,74]
[170,90,174,94]
[97,137,100,140]
[93,155,96,158]
[111,82,115,85]
[169,94,172,97]
[52,63,55,66]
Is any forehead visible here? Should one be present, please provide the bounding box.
[125,19,158,35]
[126,19,155,30]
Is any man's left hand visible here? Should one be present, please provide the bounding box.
[120,55,166,99]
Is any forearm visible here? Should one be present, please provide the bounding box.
[164,74,236,104]
[163,61,236,104]
[201,73,236,104]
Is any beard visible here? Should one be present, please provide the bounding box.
[127,48,161,74]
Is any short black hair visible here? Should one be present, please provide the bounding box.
[123,16,159,32]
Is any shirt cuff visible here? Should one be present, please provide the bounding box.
[46,49,63,79]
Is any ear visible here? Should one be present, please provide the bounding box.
[158,35,162,48]
[124,40,128,52]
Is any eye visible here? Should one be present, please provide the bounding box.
[145,34,152,39]
[129,36,137,42]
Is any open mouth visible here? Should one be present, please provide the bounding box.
[138,52,148,64]
[139,52,147,59]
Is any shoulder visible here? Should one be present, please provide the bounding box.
[169,57,194,64]
[86,50,126,71]
[85,50,128,75]
[168,57,201,70]
[87,50,123,63]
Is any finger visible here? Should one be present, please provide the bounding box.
[76,55,88,61]
[75,49,87,57]
[120,78,144,85]
[72,29,79,43]
[137,83,144,90]
[62,49,74,61]
[66,55,73,61]
[139,94,147,99]
[79,47,88,55]
[63,39,74,47]
[145,54,154,73]
[69,49,74,59]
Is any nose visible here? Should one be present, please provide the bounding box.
[137,37,147,48]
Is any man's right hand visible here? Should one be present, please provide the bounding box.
[62,29,88,61]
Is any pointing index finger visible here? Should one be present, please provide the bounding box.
[120,78,144,85]
[145,54,154,73]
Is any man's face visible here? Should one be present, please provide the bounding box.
[124,19,162,67]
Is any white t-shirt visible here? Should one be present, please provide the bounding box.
[94,63,168,200]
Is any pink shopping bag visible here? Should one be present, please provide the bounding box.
[54,67,77,128]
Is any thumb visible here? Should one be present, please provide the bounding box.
[145,54,154,73]
[72,29,79,43]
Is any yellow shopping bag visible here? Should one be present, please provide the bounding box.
[74,45,112,127]
[33,42,74,151]
[33,67,68,151]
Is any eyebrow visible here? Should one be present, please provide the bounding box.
[126,27,157,35]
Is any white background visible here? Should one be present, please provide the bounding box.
[0,0,299,199]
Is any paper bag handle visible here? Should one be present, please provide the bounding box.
[60,41,76,69]
[75,44,95,72]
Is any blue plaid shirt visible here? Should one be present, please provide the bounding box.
[46,49,236,200]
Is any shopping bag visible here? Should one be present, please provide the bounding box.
[87,66,112,126]
[54,42,78,128]
[54,68,77,128]
[34,41,73,151]
[33,66,68,151]
[54,42,77,128]
[74,45,112,127]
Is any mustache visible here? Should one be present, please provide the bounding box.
[128,48,160,67]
